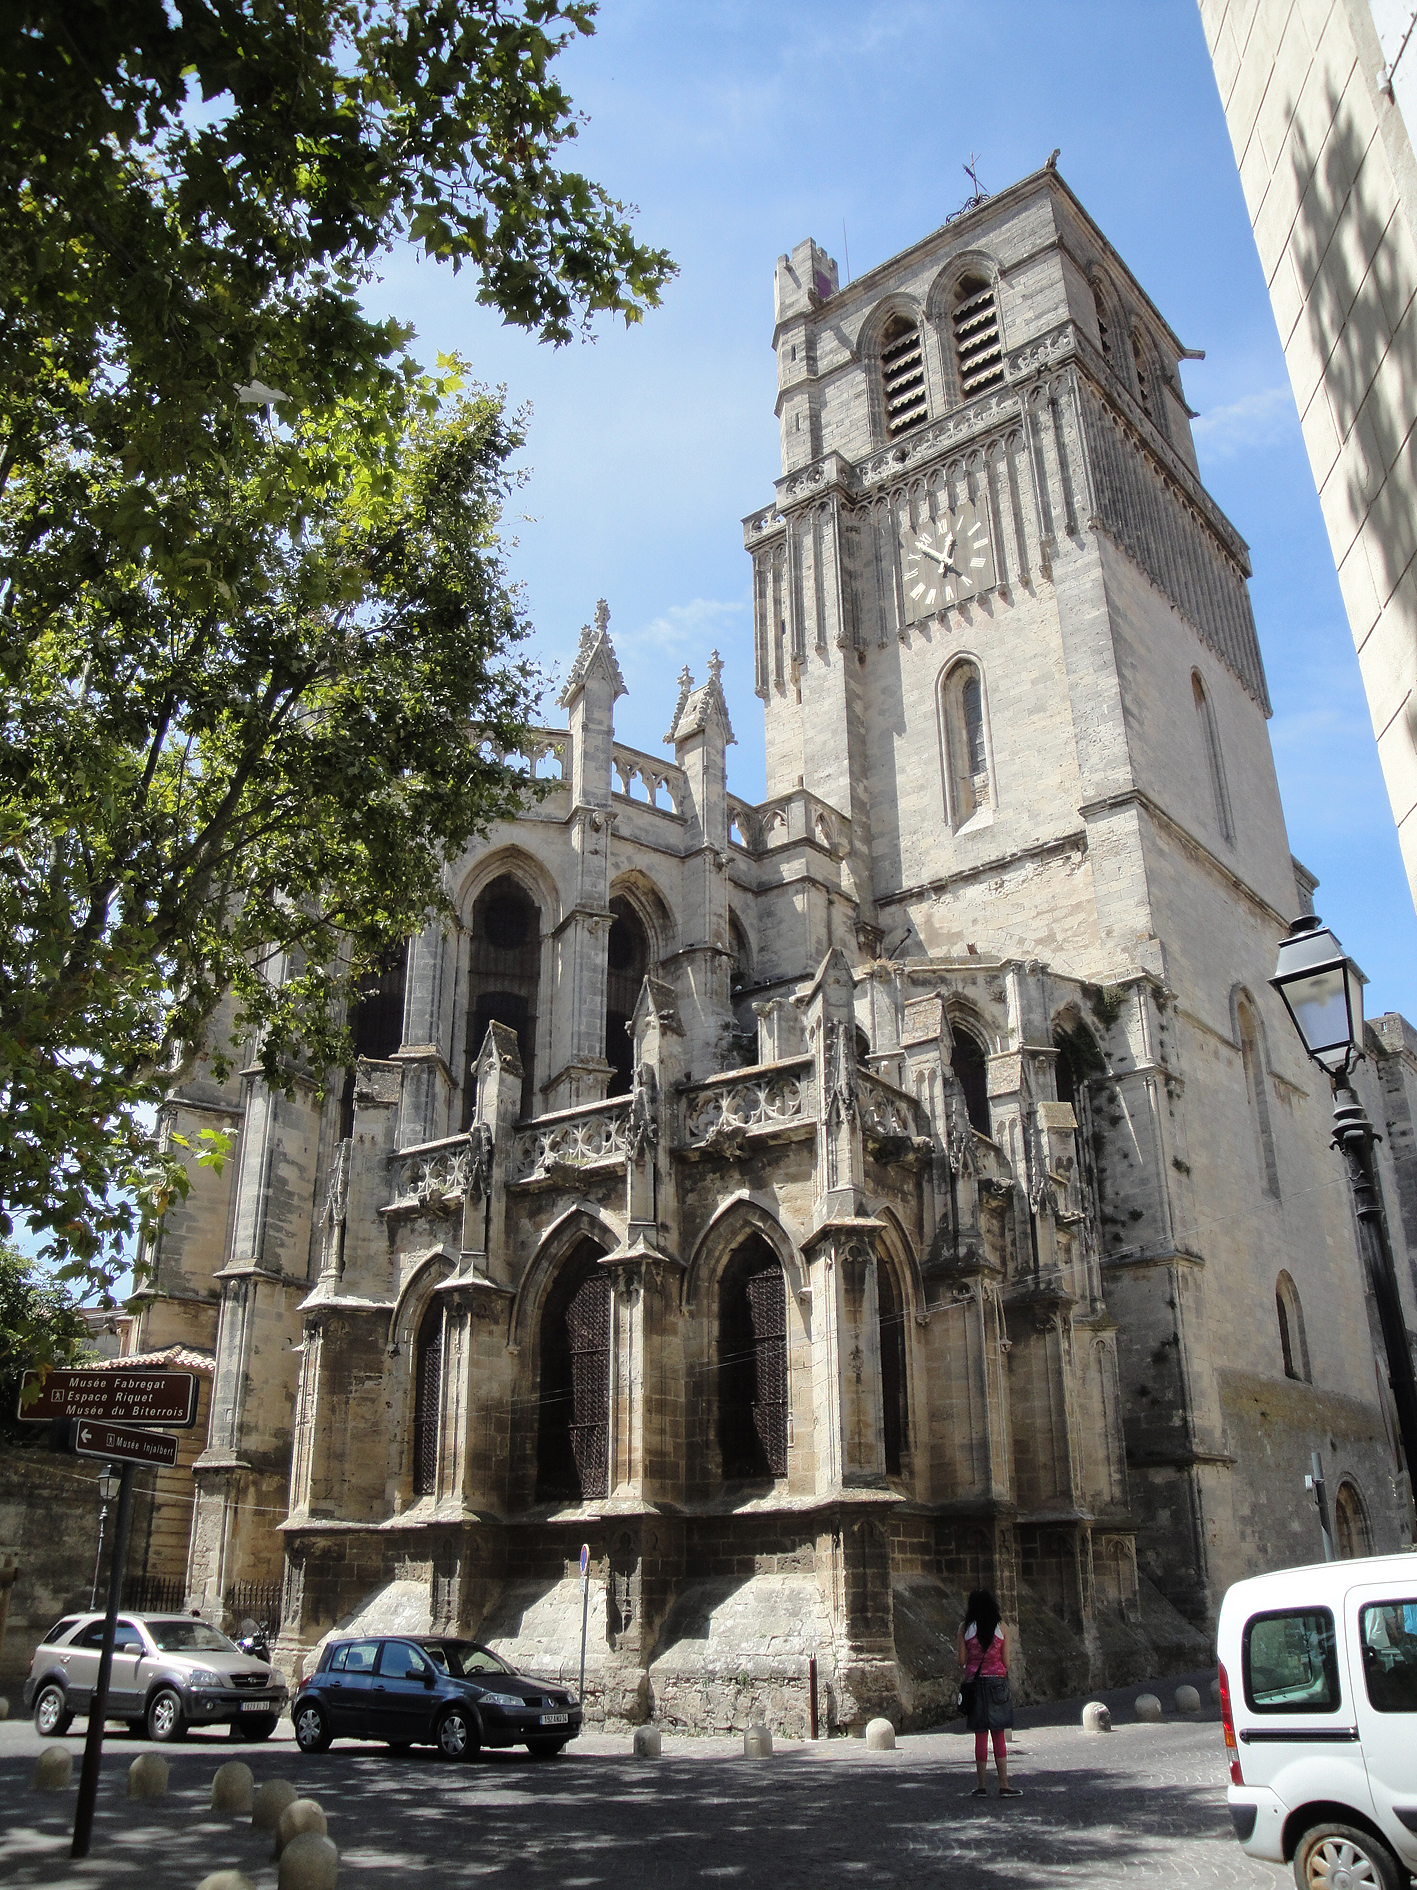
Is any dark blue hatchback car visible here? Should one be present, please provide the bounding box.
[292,1635,581,1761]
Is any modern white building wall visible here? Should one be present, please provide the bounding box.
[1199,0,1417,911]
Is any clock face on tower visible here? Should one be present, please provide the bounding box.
[899,501,996,621]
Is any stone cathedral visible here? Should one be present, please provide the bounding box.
[133,167,1417,1734]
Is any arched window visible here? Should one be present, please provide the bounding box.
[536,1242,611,1502]
[719,1237,788,1480]
[464,873,540,1124]
[412,1301,443,1497]
[1237,998,1280,1199]
[1054,1020,1102,1114]
[1275,1270,1311,1383]
[1092,283,1113,365]
[952,275,1005,398]
[1334,1480,1372,1559]
[339,941,409,1136]
[605,895,650,1097]
[879,313,928,437]
[941,659,991,828]
[1131,328,1167,435]
[1192,673,1235,846]
[877,1259,908,1478]
[729,912,752,995]
[951,1026,991,1136]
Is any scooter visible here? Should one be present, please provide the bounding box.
[234,1619,271,1663]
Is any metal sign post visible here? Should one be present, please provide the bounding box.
[578,1542,590,1707]
[1305,1451,1335,1562]
[71,1460,135,1859]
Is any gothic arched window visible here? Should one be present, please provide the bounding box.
[1334,1479,1372,1559]
[719,1237,788,1480]
[339,941,409,1136]
[951,1026,991,1137]
[952,275,1004,398]
[1276,1270,1311,1383]
[464,873,540,1124]
[1131,327,1168,436]
[941,659,992,828]
[877,1259,908,1477]
[536,1243,611,1502]
[1237,997,1280,1200]
[880,313,928,437]
[1092,283,1113,365]
[412,1301,443,1497]
[605,895,651,1097]
[1192,672,1235,846]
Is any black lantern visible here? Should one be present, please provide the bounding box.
[96,1464,120,1504]
[1269,915,1365,1074]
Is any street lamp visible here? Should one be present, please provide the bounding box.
[89,1464,121,1609]
[1271,915,1417,1520]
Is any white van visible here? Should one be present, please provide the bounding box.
[1216,1551,1417,1888]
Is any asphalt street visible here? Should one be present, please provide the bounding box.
[0,1681,1283,1890]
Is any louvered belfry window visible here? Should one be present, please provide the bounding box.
[537,1243,611,1501]
[952,276,1004,397]
[719,1238,788,1479]
[880,314,928,437]
[412,1303,442,1496]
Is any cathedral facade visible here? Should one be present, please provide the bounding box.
[134,168,1417,1733]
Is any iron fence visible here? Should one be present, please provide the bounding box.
[122,1574,185,1615]
[226,1580,283,1632]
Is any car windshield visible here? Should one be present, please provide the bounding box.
[423,1642,511,1678]
[144,1620,239,1654]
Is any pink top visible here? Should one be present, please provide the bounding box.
[963,1624,1007,1677]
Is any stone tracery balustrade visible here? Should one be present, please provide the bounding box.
[611,741,687,816]
[679,1058,814,1152]
[511,1097,630,1184]
[476,725,569,783]
[857,1071,926,1145]
[387,1134,479,1216]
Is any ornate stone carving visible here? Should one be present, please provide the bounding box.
[627,1064,659,1159]
[683,1069,806,1147]
[512,1101,629,1183]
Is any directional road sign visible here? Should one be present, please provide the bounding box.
[72,1420,180,1468]
[18,1369,198,1429]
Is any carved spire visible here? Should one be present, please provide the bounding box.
[557,601,628,708]
[664,648,735,746]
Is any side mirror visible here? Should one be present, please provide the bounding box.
[423,1673,435,1688]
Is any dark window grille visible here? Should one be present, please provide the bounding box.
[537,1244,610,1501]
[1093,286,1112,362]
[952,1027,990,1136]
[880,315,928,436]
[340,943,409,1136]
[878,1262,907,1477]
[719,1239,788,1479]
[953,279,1004,397]
[413,1304,442,1496]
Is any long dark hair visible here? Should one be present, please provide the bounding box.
[965,1588,1001,1646]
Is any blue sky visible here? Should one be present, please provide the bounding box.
[360,0,1417,1024]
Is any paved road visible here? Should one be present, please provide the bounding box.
[0,1698,1283,1890]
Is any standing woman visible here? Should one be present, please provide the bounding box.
[958,1589,1021,1797]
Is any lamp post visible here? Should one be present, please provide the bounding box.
[1271,915,1417,1517]
[89,1464,119,1610]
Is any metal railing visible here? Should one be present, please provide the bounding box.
[226,1580,283,1632]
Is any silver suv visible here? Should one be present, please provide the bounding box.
[24,1612,288,1742]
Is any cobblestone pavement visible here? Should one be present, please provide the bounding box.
[0,1704,1284,1890]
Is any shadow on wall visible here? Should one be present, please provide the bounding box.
[1288,83,1417,629]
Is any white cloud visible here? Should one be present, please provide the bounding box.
[613,596,749,663]
[1191,385,1297,460]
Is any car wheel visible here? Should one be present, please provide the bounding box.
[294,1702,332,1754]
[1293,1822,1405,1890]
[33,1683,72,1738]
[231,1715,279,1741]
[146,1688,187,1743]
[526,1738,569,1758]
[436,1705,478,1762]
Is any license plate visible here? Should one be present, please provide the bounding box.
[539,1713,569,1726]
[240,1700,271,1711]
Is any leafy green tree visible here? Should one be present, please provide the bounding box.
[0,2,674,1294]
[0,1243,96,1443]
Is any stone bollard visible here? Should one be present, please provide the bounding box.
[211,1761,255,1815]
[128,1753,170,1799]
[1134,1693,1163,1722]
[197,1875,255,1890]
[274,1800,327,1860]
[742,1724,773,1758]
[864,1718,895,1751]
[32,1746,73,1790]
[1175,1685,1201,1716]
[0,1696,10,1719]
[632,1728,661,1758]
[252,1778,300,1832]
[279,1832,338,1890]
[1081,1702,1112,1733]
[1210,1678,1223,1705]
